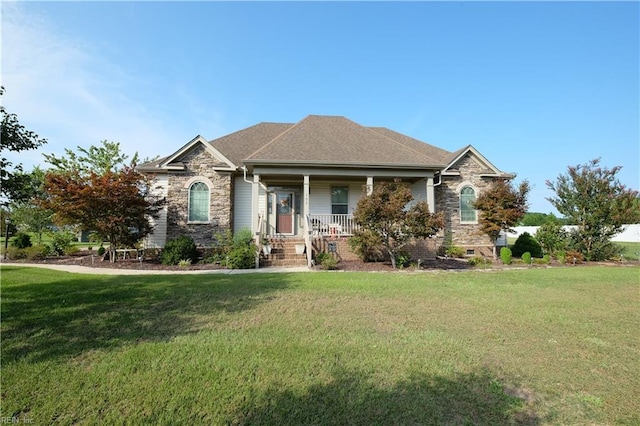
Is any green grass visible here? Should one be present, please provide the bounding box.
[1,266,639,425]
[616,241,640,261]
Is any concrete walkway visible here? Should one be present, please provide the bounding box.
[1,262,310,275]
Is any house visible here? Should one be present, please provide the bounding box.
[137,115,512,266]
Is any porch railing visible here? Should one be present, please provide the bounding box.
[308,214,358,236]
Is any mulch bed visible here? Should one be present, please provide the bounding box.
[3,253,635,272]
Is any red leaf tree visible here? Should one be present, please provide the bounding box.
[42,149,164,262]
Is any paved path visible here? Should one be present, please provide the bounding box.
[1,262,310,275]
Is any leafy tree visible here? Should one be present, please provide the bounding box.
[0,87,48,205]
[42,142,164,262]
[473,178,530,258]
[511,232,543,258]
[353,179,444,269]
[546,158,640,261]
[43,140,136,175]
[8,167,52,245]
[519,212,564,226]
[535,221,568,255]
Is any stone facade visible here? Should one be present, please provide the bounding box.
[165,144,233,246]
[436,152,494,256]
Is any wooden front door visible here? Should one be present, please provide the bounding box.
[276,192,294,234]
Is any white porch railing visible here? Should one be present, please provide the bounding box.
[308,214,358,236]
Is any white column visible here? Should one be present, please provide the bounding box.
[366,176,374,195]
[426,175,435,213]
[303,175,310,218]
[252,174,260,234]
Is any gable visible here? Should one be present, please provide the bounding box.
[157,135,236,172]
[441,145,510,178]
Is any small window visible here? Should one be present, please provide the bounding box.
[466,249,475,256]
[460,186,477,223]
[189,182,209,222]
[331,186,348,214]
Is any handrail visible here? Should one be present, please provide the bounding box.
[304,214,313,267]
[255,213,264,268]
[308,214,358,236]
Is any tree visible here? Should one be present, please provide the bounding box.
[535,221,568,255]
[43,140,136,175]
[519,212,564,226]
[0,87,48,205]
[41,142,164,262]
[473,178,530,258]
[352,179,444,268]
[546,158,640,261]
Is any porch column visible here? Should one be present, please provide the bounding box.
[366,176,374,195]
[252,173,260,234]
[303,175,310,218]
[426,175,435,213]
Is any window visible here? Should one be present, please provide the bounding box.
[460,186,477,222]
[331,186,348,214]
[189,182,209,222]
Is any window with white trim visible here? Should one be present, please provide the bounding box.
[331,186,349,214]
[460,186,477,223]
[188,182,210,222]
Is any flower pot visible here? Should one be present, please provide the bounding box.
[295,244,306,255]
[262,245,272,255]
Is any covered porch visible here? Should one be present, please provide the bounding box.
[248,169,438,267]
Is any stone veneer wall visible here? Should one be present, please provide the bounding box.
[435,152,494,255]
[165,144,233,247]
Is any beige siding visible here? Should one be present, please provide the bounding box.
[233,176,253,233]
[145,175,168,248]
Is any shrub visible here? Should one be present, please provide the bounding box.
[445,245,465,258]
[348,229,385,262]
[225,245,256,269]
[565,250,584,264]
[6,246,26,260]
[25,245,50,260]
[533,254,551,265]
[97,245,106,256]
[161,236,198,265]
[535,222,568,255]
[178,259,192,268]
[64,245,81,256]
[468,256,492,268]
[321,255,338,270]
[233,228,254,247]
[395,251,411,269]
[51,231,77,255]
[511,232,543,258]
[500,247,512,265]
[521,251,532,265]
[12,232,32,249]
[315,251,331,265]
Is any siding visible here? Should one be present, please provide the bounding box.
[233,176,253,233]
[145,175,168,248]
[309,181,365,215]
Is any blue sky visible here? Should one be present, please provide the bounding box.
[2,1,638,214]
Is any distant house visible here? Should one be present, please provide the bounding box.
[137,115,512,265]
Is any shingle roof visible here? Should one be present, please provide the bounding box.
[241,115,448,167]
[209,122,294,166]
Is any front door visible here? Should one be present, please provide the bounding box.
[276,192,294,234]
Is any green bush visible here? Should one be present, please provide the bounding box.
[395,250,412,269]
[533,254,551,265]
[25,245,50,260]
[315,251,331,265]
[64,245,80,256]
[97,245,106,256]
[535,222,568,255]
[348,229,385,262]
[321,255,338,270]
[500,247,512,265]
[511,232,543,258]
[6,246,26,260]
[161,236,199,265]
[225,245,256,269]
[233,228,254,247]
[51,231,77,255]
[467,256,492,268]
[12,232,32,249]
[445,245,465,258]
[521,251,532,265]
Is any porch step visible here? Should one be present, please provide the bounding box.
[260,238,308,267]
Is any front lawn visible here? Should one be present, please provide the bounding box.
[1,266,638,424]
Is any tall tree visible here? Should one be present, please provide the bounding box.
[0,87,48,205]
[9,167,53,245]
[353,179,444,268]
[474,178,530,258]
[42,142,164,262]
[546,158,639,261]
